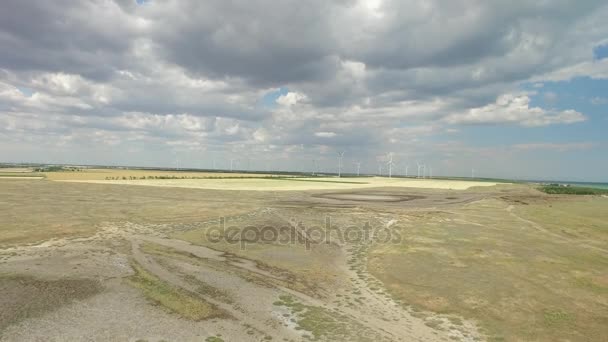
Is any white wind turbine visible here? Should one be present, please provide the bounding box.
[416,162,422,178]
[337,151,345,177]
[230,158,237,172]
[386,153,394,178]
[422,164,426,179]
[354,161,362,176]
[404,164,409,177]
[378,164,383,176]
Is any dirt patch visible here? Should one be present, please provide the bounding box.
[315,192,425,202]
[0,275,102,332]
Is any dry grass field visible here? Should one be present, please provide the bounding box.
[0,175,606,341]
[368,196,608,341]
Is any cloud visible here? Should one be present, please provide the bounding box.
[444,94,586,127]
[315,132,337,138]
[0,0,606,177]
[512,142,596,152]
[276,92,307,107]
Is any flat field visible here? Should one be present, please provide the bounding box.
[57,173,500,191]
[0,176,606,341]
[42,168,279,180]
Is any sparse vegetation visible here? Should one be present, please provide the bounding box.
[127,262,227,321]
[539,184,608,195]
[2,175,606,341]
[274,295,384,341]
[369,197,608,341]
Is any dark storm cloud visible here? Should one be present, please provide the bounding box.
[145,0,345,86]
[0,0,140,81]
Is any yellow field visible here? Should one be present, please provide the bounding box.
[41,168,279,181]
[0,168,34,173]
[56,176,500,191]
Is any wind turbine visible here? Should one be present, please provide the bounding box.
[378,164,383,176]
[429,166,433,178]
[337,151,345,177]
[354,161,362,176]
[422,164,426,179]
[230,158,237,172]
[386,153,394,178]
[416,162,422,178]
[404,164,409,177]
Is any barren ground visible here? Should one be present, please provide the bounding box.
[0,175,606,341]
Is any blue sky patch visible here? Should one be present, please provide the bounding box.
[593,43,608,60]
[260,87,288,107]
[17,87,34,97]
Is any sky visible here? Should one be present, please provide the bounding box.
[1,0,607,182]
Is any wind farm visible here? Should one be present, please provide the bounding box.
[1,157,608,342]
[2,1,608,341]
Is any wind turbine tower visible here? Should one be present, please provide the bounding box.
[337,151,345,177]
[355,161,362,176]
[387,153,394,178]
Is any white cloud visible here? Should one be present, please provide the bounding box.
[1,0,606,178]
[276,92,307,106]
[512,142,596,152]
[315,131,337,138]
[535,59,608,82]
[444,94,586,127]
